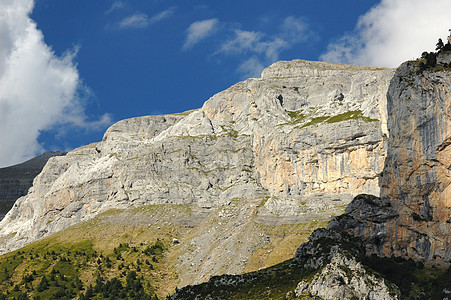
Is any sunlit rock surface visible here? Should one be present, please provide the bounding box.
[0,60,395,285]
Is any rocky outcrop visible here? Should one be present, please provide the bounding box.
[170,57,451,297]
[379,61,451,264]
[294,252,398,300]
[171,227,400,299]
[329,60,451,266]
[293,228,399,300]
[0,60,394,285]
[0,151,66,220]
[207,60,393,197]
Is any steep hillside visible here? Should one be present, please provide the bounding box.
[0,60,394,291]
[172,57,451,299]
[0,151,66,220]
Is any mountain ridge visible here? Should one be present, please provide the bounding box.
[0,59,394,260]
[0,151,66,220]
[1,56,450,298]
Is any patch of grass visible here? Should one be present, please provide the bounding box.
[176,134,218,141]
[284,109,379,128]
[301,116,330,128]
[0,204,196,298]
[172,109,196,116]
[326,110,378,123]
[245,219,330,273]
[219,125,239,139]
[257,196,270,208]
[0,237,169,299]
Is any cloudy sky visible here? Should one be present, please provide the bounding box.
[0,0,450,167]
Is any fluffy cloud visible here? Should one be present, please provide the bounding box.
[321,0,451,67]
[183,16,309,78]
[0,0,110,167]
[183,18,218,50]
[119,8,175,29]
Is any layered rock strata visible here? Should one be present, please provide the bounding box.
[329,61,451,265]
[170,58,451,297]
[0,60,394,282]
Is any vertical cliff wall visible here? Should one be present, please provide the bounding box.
[329,60,451,266]
[379,61,451,263]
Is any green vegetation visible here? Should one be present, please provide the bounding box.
[172,109,196,116]
[364,255,451,300]
[285,109,378,128]
[173,258,315,299]
[286,110,307,124]
[301,116,330,128]
[219,125,239,139]
[415,37,451,73]
[0,238,167,299]
[325,110,378,123]
[0,204,194,299]
[174,239,451,300]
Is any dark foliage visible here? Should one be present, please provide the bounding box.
[80,270,153,300]
[364,255,451,300]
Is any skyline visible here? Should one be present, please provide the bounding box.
[1,0,451,167]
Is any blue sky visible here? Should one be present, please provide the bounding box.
[1,0,450,167]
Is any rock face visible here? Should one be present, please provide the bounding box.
[169,58,451,298]
[380,61,451,264]
[0,151,66,220]
[294,251,398,300]
[293,228,399,300]
[329,61,451,266]
[172,227,400,299]
[0,60,394,284]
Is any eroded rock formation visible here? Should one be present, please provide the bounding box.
[0,60,394,284]
[329,60,451,266]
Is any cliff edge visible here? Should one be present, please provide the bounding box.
[0,60,394,286]
[329,59,451,266]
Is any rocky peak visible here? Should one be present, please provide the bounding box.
[0,59,394,283]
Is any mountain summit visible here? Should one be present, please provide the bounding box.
[0,56,450,298]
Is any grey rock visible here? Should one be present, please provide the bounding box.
[0,60,394,279]
[0,151,66,220]
[294,251,399,300]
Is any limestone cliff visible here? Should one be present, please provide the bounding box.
[0,60,394,285]
[380,61,451,263]
[0,151,66,220]
[329,60,451,266]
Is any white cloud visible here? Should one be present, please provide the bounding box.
[218,30,263,55]
[120,13,149,28]
[320,0,451,67]
[119,8,175,29]
[148,8,175,24]
[280,16,309,43]
[0,0,111,167]
[183,18,218,50]
[218,29,289,63]
[238,56,265,79]
[106,1,125,15]
[217,16,309,78]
